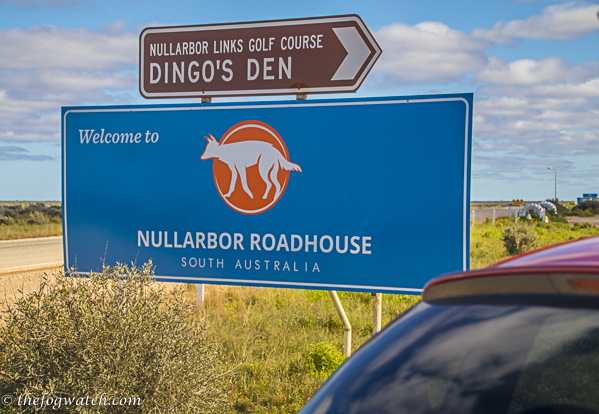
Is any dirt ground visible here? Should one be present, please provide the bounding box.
[566,216,599,227]
[0,267,61,311]
[0,267,190,313]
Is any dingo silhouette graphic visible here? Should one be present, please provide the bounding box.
[201,121,301,215]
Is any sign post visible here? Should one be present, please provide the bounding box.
[139,15,381,99]
[372,293,382,334]
[328,291,352,356]
[62,14,473,348]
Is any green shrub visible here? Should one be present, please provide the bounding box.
[546,199,570,216]
[571,201,599,217]
[27,211,48,224]
[0,263,230,413]
[580,209,595,217]
[22,202,47,215]
[0,216,15,226]
[48,205,63,219]
[502,223,538,255]
[574,222,596,229]
[2,208,17,219]
[306,342,346,377]
[547,210,568,224]
[577,201,599,214]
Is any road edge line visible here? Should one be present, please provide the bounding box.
[0,263,64,276]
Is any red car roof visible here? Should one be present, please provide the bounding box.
[490,235,599,269]
[423,236,599,301]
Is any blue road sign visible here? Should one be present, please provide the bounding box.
[62,94,472,294]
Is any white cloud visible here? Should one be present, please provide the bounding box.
[475,125,599,151]
[473,89,599,158]
[477,56,598,85]
[3,70,136,99]
[476,92,599,128]
[0,23,139,143]
[470,46,599,161]
[0,25,137,70]
[0,92,61,142]
[473,154,572,175]
[372,22,490,84]
[526,78,599,98]
[0,145,54,161]
[480,77,599,100]
[368,16,599,167]
[472,3,599,42]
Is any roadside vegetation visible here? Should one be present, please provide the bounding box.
[563,200,599,217]
[0,264,418,414]
[1,200,598,412]
[193,286,419,413]
[0,202,62,240]
[471,216,599,268]
[0,264,231,413]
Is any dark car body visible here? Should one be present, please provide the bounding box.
[300,236,599,414]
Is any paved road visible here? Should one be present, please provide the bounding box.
[0,236,63,272]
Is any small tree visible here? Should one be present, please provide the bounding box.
[546,199,572,217]
[502,223,538,256]
[0,263,230,413]
[573,201,599,216]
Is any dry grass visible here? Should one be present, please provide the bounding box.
[471,218,599,269]
[186,284,419,413]
[0,222,62,240]
[0,268,61,314]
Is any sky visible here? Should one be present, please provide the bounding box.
[0,0,598,201]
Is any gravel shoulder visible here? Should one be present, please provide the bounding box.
[566,216,599,227]
[0,267,61,311]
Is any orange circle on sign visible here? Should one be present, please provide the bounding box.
[207,121,300,215]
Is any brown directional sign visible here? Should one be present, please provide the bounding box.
[139,15,381,99]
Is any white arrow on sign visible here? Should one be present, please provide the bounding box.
[331,27,373,81]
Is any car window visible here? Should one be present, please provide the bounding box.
[300,302,599,414]
[507,312,599,413]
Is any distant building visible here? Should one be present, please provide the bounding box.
[577,193,598,204]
